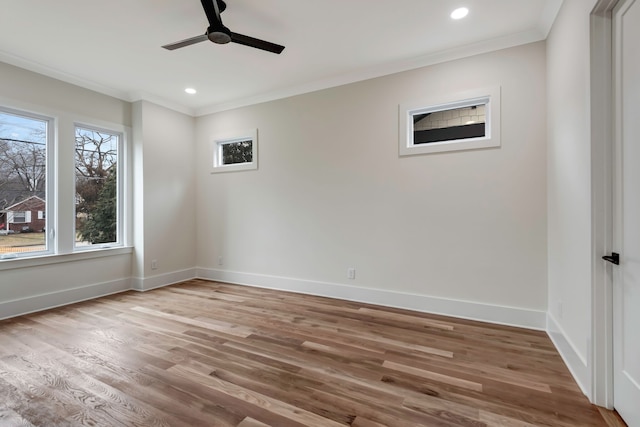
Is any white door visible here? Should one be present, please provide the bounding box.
[612,0,640,424]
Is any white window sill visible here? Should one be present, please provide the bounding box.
[0,246,133,272]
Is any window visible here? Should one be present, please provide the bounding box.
[211,129,258,173]
[12,212,27,223]
[74,125,121,248]
[222,140,253,165]
[399,86,501,156]
[0,108,51,258]
[1,104,129,263]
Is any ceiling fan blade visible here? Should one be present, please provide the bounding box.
[162,34,208,50]
[230,32,285,54]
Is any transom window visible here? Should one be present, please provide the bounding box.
[221,139,253,165]
[412,103,486,144]
[211,129,258,173]
[399,86,501,156]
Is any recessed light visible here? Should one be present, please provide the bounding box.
[451,7,469,20]
[185,88,197,95]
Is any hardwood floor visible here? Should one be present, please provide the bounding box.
[0,279,622,426]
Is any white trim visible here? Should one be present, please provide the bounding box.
[196,267,547,330]
[0,264,195,320]
[399,86,501,156]
[590,0,618,409]
[196,30,546,116]
[128,90,196,117]
[0,246,132,271]
[0,51,131,108]
[0,277,131,321]
[539,0,565,36]
[72,123,125,250]
[131,267,197,292]
[210,129,258,173]
[547,313,591,397]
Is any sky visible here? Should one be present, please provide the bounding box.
[0,111,47,143]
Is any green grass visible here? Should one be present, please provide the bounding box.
[0,232,46,247]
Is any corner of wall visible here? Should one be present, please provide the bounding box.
[131,268,197,292]
[546,312,591,398]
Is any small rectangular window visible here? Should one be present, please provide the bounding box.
[211,129,258,173]
[399,86,501,156]
[74,125,121,248]
[12,211,27,223]
[221,139,253,165]
[413,104,486,144]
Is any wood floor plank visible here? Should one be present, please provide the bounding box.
[382,360,484,392]
[237,417,273,427]
[0,279,613,426]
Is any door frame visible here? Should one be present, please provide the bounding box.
[590,0,619,409]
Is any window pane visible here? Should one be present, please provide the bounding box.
[0,111,47,256]
[413,104,486,144]
[221,140,253,165]
[75,127,119,247]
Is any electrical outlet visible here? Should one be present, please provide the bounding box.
[347,267,356,280]
[151,259,158,270]
[218,256,224,266]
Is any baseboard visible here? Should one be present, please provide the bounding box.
[546,312,590,398]
[131,268,197,292]
[196,268,547,330]
[0,277,131,321]
[1,268,198,320]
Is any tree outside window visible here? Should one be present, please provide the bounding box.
[75,127,119,246]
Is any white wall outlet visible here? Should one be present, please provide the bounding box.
[151,259,158,270]
[347,267,356,280]
[218,256,224,266]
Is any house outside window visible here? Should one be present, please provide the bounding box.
[1,106,129,260]
[0,108,50,256]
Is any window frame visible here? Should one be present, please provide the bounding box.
[73,123,124,251]
[210,129,258,173]
[0,101,131,266]
[399,86,501,156]
[12,211,27,224]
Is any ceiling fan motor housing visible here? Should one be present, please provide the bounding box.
[208,27,232,44]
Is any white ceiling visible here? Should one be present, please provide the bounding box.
[0,0,562,116]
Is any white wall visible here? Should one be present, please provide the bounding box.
[0,63,197,317]
[196,42,548,328]
[131,101,197,290]
[0,62,130,127]
[546,0,599,396]
[0,61,134,319]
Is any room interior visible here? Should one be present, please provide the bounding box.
[0,0,634,425]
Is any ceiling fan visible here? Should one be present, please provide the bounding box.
[162,0,285,54]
